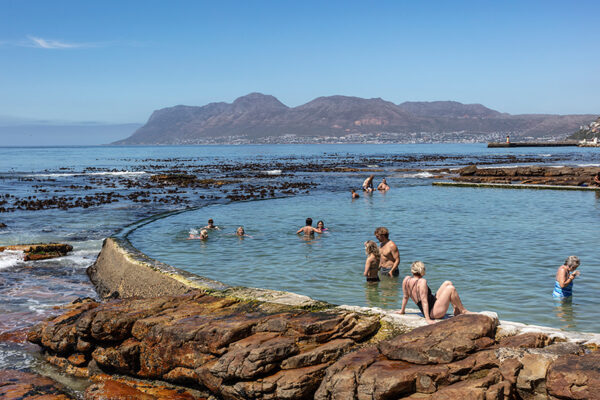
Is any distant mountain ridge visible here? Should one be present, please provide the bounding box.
[113,93,596,144]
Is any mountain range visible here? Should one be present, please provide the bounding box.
[113,93,596,144]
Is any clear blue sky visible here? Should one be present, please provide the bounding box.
[1,0,599,123]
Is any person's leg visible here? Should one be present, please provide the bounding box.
[431,281,469,318]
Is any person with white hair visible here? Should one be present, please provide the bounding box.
[553,256,581,298]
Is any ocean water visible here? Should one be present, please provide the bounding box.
[1,143,600,372]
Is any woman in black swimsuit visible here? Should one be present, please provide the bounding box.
[397,261,469,324]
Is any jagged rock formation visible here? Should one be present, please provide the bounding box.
[452,165,600,186]
[113,93,596,144]
[23,291,600,399]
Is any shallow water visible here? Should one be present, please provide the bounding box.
[130,185,600,332]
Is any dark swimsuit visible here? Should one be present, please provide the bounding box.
[366,277,380,282]
[408,277,437,317]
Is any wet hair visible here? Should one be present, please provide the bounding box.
[208,219,213,224]
[236,226,244,235]
[317,220,324,228]
[364,240,380,262]
[411,261,426,276]
[374,226,389,238]
[565,256,580,268]
[200,229,208,239]
[306,218,313,226]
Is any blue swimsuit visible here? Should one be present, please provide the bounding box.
[552,280,573,298]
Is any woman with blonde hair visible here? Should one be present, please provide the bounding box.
[398,261,469,324]
[363,240,380,282]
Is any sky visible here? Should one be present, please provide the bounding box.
[1,0,599,124]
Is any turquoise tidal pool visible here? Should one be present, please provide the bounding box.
[128,185,600,332]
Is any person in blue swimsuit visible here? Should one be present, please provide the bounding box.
[552,256,580,298]
[397,261,469,324]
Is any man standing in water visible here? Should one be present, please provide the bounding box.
[374,226,400,277]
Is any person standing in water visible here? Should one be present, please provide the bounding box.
[377,178,390,191]
[362,175,375,192]
[374,226,400,277]
[296,218,322,236]
[363,240,381,282]
[398,261,469,324]
[204,219,220,230]
[553,256,580,298]
[351,189,360,199]
[317,220,327,232]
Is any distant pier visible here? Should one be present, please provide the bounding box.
[487,141,579,148]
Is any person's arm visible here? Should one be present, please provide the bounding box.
[296,227,303,234]
[419,281,435,324]
[557,266,571,288]
[364,256,372,277]
[399,277,409,314]
[388,245,400,276]
[314,227,322,233]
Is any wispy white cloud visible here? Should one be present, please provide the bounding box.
[0,36,146,49]
[28,36,85,49]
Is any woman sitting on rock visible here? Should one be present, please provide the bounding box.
[397,261,469,324]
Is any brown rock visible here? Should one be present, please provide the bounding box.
[314,346,381,400]
[281,339,354,369]
[428,369,502,400]
[547,352,600,400]
[85,376,204,400]
[209,332,299,380]
[516,353,555,397]
[497,332,553,349]
[379,314,497,364]
[0,369,73,399]
[459,165,478,176]
[0,243,74,261]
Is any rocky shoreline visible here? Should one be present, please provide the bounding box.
[10,290,600,400]
[451,165,600,187]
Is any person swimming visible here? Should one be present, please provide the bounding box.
[351,189,360,199]
[397,261,469,324]
[317,220,327,231]
[552,256,580,298]
[189,229,208,240]
[363,240,380,282]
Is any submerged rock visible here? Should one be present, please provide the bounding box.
[0,370,74,399]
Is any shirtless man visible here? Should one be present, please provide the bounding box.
[377,178,390,191]
[374,226,400,276]
[362,175,375,192]
[351,189,360,199]
[296,218,322,236]
[204,219,220,230]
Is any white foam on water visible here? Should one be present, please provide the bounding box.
[396,172,434,178]
[25,171,147,178]
[366,165,379,168]
[189,228,199,236]
[577,163,600,167]
[262,170,282,175]
[0,250,24,270]
[538,154,552,157]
